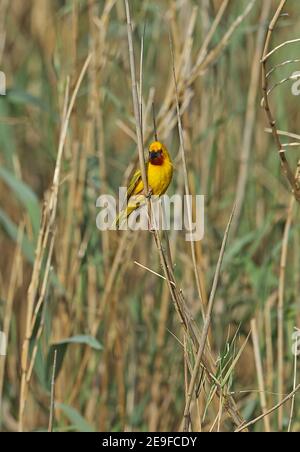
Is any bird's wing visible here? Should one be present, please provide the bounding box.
[126,162,149,200]
[127,169,142,200]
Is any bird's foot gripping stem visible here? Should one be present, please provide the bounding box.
[145,187,153,199]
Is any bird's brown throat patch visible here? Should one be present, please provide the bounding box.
[150,155,164,166]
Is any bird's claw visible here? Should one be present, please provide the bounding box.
[146,187,153,199]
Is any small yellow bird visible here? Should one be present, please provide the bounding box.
[115,141,173,228]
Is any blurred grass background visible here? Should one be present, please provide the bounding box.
[0,0,300,432]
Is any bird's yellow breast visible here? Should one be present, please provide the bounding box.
[133,159,173,196]
[147,160,173,196]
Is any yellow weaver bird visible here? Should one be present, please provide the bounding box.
[115,141,173,228]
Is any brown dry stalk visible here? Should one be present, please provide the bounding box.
[264,292,277,409]
[18,55,91,431]
[48,349,57,433]
[232,0,272,235]
[169,31,205,321]
[124,0,247,432]
[68,229,132,405]
[261,0,300,202]
[251,318,271,432]
[277,196,295,430]
[123,0,256,159]
[261,3,300,428]
[189,0,256,84]
[287,333,298,432]
[235,383,300,432]
[124,0,188,332]
[182,205,236,432]
[124,0,148,194]
[0,0,9,63]
[0,224,24,428]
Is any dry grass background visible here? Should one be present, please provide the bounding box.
[0,0,300,432]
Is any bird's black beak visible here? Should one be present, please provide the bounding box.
[150,151,161,159]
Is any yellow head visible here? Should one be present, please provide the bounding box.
[148,141,170,166]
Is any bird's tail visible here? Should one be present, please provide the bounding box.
[113,195,145,229]
[112,206,136,229]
